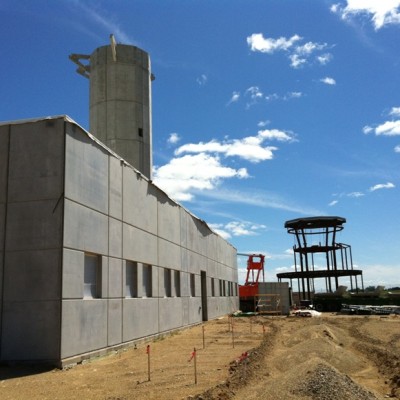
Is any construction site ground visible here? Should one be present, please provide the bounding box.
[1,313,399,400]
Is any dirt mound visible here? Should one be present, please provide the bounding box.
[293,363,378,400]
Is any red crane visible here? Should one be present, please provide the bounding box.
[238,253,265,298]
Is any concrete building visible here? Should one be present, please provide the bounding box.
[0,38,239,367]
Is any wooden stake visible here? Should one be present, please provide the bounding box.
[146,345,151,381]
[193,347,197,384]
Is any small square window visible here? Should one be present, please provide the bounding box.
[174,270,181,297]
[126,261,138,298]
[190,273,195,297]
[142,264,152,297]
[164,268,171,297]
[84,254,101,299]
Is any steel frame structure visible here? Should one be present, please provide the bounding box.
[277,216,364,301]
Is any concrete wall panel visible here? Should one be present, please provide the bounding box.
[122,167,157,234]
[108,257,122,298]
[258,282,291,315]
[4,249,60,301]
[64,199,108,255]
[2,300,60,361]
[122,298,159,341]
[158,238,181,270]
[100,255,109,298]
[109,156,122,219]
[109,217,122,258]
[158,298,183,331]
[152,265,160,298]
[8,119,64,202]
[157,191,180,244]
[122,223,157,265]
[180,271,190,297]
[188,298,202,325]
[185,250,207,274]
[65,124,109,214]
[61,300,108,359]
[108,299,122,346]
[6,201,62,251]
[62,248,84,299]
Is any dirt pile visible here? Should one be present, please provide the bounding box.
[294,363,378,400]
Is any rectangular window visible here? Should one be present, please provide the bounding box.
[164,268,172,297]
[174,270,181,297]
[126,261,138,298]
[219,279,223,297]
[190,273,195,297]
[84,253,101,299]
[142,264,152,297]
[211,277,215,297]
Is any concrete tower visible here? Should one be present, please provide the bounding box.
[70,35,154,178]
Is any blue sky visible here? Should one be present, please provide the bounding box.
[1,0,400,289]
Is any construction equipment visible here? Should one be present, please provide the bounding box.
[238,253,265,302]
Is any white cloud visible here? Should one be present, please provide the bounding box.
[320,77,336,85]
[245,86,263,108]
[257,120,270,127]
[363,125,374,134]
[317,53,333,65]
[289,54,307,68]
[196,74,207,86]
[389,106,400,116]
[154,127,297,203]
[331,1,400,30]
[153,153,248,202]
[369,182,395,191]
[375,120,400,135]
[265,91,303,101]
[175,128,295,163]
[198,188,324,215]
[258,129,296,142]
[329,200,338,206]
[226,221,266,237]
[208,224,231,240]
[348,191,365,197]
[295,41,327,55]
[167,132,180,145]
[361,263,400,288]
[247,33,331,68]
[246,86,263,99]
[286,91,303,99]
[395,145,400,152]
[265,93,280,101]
[364,107,400,136]
[247,33,301,53]
[74,1,133,44]
[227,91,240,106]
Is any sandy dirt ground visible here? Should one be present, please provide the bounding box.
[0,314,399,400]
